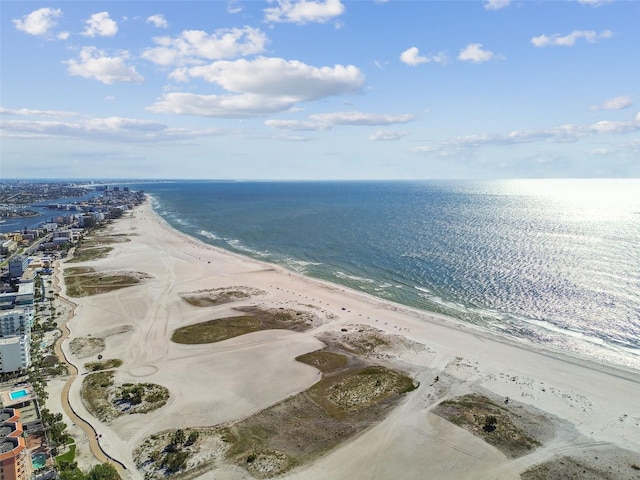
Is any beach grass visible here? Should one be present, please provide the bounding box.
[135,362,417,479]
[64,266,146,297]
[66,246,113,263]
[84,358,123,372]
[81,371,170,424]
[171,306,317,344]
[295,350,349,373]
[180,286,266,307]
[69,336,105,359]
[432,394,542,458]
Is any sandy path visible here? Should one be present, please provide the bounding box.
[51,261,128,476]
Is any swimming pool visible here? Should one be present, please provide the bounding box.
[31,452,46,469]
[9,389,28,401]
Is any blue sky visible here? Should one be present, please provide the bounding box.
[1,0,638,179]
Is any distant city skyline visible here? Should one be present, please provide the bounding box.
[1,0,639,179]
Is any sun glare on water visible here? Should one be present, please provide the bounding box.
[496,179,640,223]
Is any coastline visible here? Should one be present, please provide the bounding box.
[56,200,640,479]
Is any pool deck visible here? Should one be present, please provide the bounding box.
[0,386,36,408]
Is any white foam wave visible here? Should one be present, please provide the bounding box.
[224,238,270,258]
[199,230,221,240]
[335,271,376,284]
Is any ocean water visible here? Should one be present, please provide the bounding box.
[128,179,640,371]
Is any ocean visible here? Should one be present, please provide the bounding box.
[126,179,640,371]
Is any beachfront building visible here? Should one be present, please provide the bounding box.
[52,229,81,245]
[0,308,32,337]
[0,240,17,257]
[0,282,34,373]
[8,257,28,280]
[0,408,27,480]
[0,282,34,310]
[0,337,31,373]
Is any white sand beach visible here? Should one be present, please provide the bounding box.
[55,201,640,480]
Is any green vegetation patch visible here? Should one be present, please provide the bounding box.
[135,365,416,479]
[64,267,148,297]
[57,459,121,480]
[180,286,267,307]
[81,371,116,423]
[55,443,76,466]
[135,428,223,479]
[223,365,416,477]
[81,234,132,247]
[171,306,317,344]
[84,358,123,372]
[67,246,113,263]
[432,394,541,458]
[81,371,169,424]
[307,366,417,418]
[295,350,349,373]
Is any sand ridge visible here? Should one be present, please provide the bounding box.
[55,201,640,480]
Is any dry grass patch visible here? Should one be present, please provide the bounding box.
[64,266,149,297]
[522,447,640,480]
[135,364,416,479]
[67,246,113,263]
[318,324,424,359]
[69,336,105,359]
[295,351,349,374]
[180,286,266,307]
[432,393,544,458]
[84,358,123,372]
[81,371,169,424]
[171,306,318,344]
[81,234,132,246]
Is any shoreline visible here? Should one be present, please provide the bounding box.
[57,200,640,479]
[147,193,640,375]
[149,196,640,383]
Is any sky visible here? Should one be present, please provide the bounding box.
[1,0,639,180]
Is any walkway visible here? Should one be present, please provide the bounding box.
[51,262,129,478]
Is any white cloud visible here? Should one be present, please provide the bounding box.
[264,0,345,24]
[484,0,511,10]
[148,57,365,119]
[66,47,144,84]
[0,116,227,142]
[413,114,640,155]
[400,47,448,66]
[264,111,414,131]
[148,92,295,118]
[13,7,62,36]
[458,43,495,63]
[0,107,77,117]
[531,29,612,47]
[369,129,409,141]
[146,14,168,29]
[573,0,613,6]
[57,31,70,40]
[309,111,414,126]
[142,27,268,66]
[227,0,244,14]
[265,119,330,131]
[183,57,364,101]
[82,12,118,37]
[590,95,633,110]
